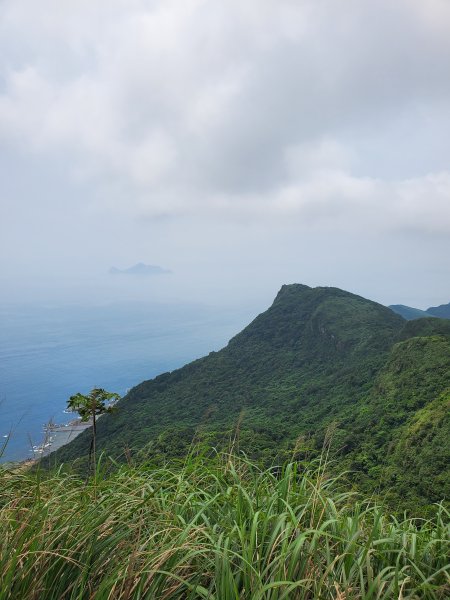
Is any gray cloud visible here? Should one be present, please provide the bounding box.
[0,0,449,308]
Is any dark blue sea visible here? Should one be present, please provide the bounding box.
[0,302,250,463]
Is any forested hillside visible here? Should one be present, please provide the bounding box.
[48,284,450,511]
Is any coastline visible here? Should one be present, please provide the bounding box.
[36,419,93,458]
[1,420,92,470]
[29,404,117,461]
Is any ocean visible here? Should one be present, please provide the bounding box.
[0,301,250,463]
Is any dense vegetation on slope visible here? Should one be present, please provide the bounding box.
[2,454,449,599]
[335,325,450,510]
[47,285,450,511]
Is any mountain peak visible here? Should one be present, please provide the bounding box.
[273,283,311,302]
[229,283,403,358]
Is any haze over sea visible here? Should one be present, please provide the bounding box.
[0,301,250,463]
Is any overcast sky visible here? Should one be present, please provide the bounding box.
[1,0,449,311]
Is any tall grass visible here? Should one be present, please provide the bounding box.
[0,452,448,599]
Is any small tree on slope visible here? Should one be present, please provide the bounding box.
[67,387,120,476]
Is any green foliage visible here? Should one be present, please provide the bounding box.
[1,454,449,599]
[336,334,450,511]
[396,318,450,341]
[67,387,120,421]
[46,285,450,512]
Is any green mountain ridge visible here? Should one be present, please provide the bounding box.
[389,301,450,320]
[49,284,450,511]
[427,302,450,318]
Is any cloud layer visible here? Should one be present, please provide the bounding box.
[0,0,449,307]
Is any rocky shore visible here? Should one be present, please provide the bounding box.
[34,419,93,458]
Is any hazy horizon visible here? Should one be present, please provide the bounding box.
[0,272,449,314]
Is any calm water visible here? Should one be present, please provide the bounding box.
[0,302,250,462]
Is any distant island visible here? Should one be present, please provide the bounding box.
[109,262,171,276]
